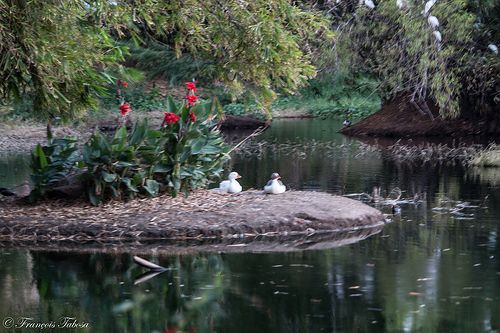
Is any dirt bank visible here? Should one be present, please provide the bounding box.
[0,190,385,242]
[0,113,267,154]
[341,96,500,138]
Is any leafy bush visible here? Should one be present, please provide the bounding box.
[30,128,81,200]
[82,122,158,205]
[223,103,267,120]
[30,84,229,205]
[269,74,381,119]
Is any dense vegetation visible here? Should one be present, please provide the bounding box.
[0,0,498,121]
[316,0,499,118]
[0,0,332,120]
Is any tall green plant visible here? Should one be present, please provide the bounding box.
[82,122,158,205]
[29,83,229,205]
[30,128,81,200]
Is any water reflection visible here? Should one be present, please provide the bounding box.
[0,119,499,332]
[0,153,30,189]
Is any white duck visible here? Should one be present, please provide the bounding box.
[264,173,286,194]
[218,171,242,193]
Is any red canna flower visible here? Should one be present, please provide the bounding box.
[119,103,132,116]
[185,95,198,107]
[162,112,180,126]
[188,112,196,123]
[184,82,196,92]
[117,80,129,88]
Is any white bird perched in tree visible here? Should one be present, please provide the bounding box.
[364,0,375,9]
[433,30,442,43]
[423,0,436,16]
[428,16,439,30]
[396,0,406,9]
[488,44,498,54]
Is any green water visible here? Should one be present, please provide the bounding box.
[0,119,499,332]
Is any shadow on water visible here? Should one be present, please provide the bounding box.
[0,118,499,332]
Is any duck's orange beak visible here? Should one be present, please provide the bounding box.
[236,174,242,179]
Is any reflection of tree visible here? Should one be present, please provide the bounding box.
[28,252,228,332]
[0,250,40,318]
[0,153,30,188]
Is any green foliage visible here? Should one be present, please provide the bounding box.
[0,0,125,120]
[82,122,153,205]
[30,128,81,200]
[280,74,381,118]
[158,97,230,197]
[223,103,267,120]
[99,83,166,113]
[0,0,333,120]
[223,74,381,119]
[29,95,229,205]
[127,41,211,85]
[82,97,228,204]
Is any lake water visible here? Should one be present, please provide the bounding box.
[1,119,499,332]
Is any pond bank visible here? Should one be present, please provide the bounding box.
[0,113,268,154]
[0,190,385,242]
[341,95,500,138]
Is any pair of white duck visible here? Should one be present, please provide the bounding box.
[218,172,286,194]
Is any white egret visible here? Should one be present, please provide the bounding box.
[488,44,498,54]
[423,0,436,15]
[364,0,375,9]
[396,0,406,9]
[433,30,442,42]
[428,16,439,30]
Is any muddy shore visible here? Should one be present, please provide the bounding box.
[341,96,500,138]
[0,190,385,243]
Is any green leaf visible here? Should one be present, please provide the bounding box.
[166,96,177,114]
[153,164,172,173]
[143,179,160,196]
[190,138,206,154]
[35,144,48,169]
[122,178,139,192]
[102,172,117,183]
[130,120,147,146]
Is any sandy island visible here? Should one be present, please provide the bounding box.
[0,190,385,246]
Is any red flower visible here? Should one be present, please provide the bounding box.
[162,112,180,126]
[119,103,132,116]
[117,80,129,88]
[185,82,196,92]
[186,95,198,107]
[188,112,196,123]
